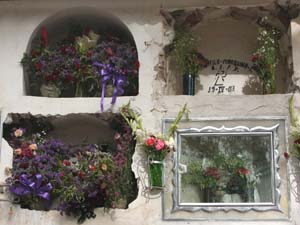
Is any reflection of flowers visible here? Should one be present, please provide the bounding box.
[204,167,221,180]
[183,151,261,196]
[237,167,250,175]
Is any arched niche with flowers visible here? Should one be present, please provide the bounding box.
[23,7,139,103]
[3,112,138,224]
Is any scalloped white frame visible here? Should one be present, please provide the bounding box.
[162,117,290,221]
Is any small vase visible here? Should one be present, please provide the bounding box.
[183,74,196,95]
[148,158,163,189]
[40,84,61,97]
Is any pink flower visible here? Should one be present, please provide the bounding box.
[155,139,165,151]
[29,144,37,151]
[145,136,156,147]
[14,129,23,137]
[114,132,121,140]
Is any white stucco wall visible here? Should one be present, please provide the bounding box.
[0,1,299,225]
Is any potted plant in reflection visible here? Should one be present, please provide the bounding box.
[171,27,208,95]
[182,152,261,203]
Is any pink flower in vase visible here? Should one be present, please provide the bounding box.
[155,139,165,151]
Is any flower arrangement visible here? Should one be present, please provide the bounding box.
[251,17,279,94]
[143,135,170,161]
[4,112,137,223]
[22,26,139,111]
[120,102,188,161]
[120,102,189,189]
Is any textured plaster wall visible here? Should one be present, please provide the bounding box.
[0,1,299,225]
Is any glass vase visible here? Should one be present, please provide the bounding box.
[148,158,163,189]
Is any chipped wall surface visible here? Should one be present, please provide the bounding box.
[0,0,300,225]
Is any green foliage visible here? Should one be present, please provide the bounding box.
[172,28,201,75]
[252,20,279,94]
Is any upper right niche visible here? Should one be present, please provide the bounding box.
[162,5,300,95]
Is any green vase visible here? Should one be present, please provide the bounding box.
[149,159,163,189]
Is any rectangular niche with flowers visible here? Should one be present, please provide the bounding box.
[162,117,289,221]
[3,112,138,224]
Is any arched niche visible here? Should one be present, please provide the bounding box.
[24,7,139,98]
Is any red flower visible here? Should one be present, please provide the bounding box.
[63,160,70,166]
[89,165,96,172]
[35,62,42,71]
[237,167,250,175]
[60,171,65,177]
[204,167,220,180]
[284,152,290,160]
[251,54,259,62]
[145,136,156,147]
[31,50,38,57]
[74,62,81,70]
[79,171,85,179]
[41,26,48,48]
[105,47,113,56]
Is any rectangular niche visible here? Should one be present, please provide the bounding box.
[162,117,289,221]
[2,113,138,223]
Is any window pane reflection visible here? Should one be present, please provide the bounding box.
[180,134,273,204]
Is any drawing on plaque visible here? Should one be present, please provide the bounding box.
[207,59,255,94]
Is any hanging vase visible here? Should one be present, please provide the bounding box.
[148,158,163,189]
[183,74,195,95]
